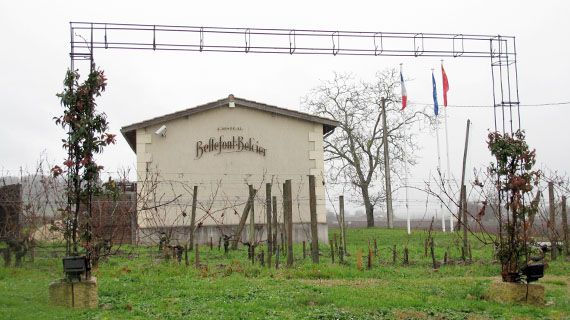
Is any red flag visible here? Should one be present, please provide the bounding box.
[400,64,407,110]
[441,63,449,107]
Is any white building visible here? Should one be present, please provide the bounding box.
[121,95,338,245]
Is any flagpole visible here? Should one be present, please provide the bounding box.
[405,161,411,235]
[441,60,454,232]
[444,107,454,232]
[435,118,442,181]
[401,62,410,235]
[433,68,445,232]
[435,118,445,232]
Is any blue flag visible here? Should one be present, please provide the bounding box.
[432,71,439,116]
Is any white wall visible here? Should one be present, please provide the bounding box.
[135,104,327,235]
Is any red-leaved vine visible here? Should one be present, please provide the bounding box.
[53,64,116,262]
[487,130,540,282]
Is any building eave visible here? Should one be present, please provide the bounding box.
[120,96,339,153]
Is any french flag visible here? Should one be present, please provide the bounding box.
[400,64,407,110]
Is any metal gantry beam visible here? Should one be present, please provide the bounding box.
[69,22,517,58]
[69,21,520,133]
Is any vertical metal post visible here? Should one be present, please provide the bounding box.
[381,97,394,228]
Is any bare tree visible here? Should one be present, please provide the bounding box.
[303,69,428,227]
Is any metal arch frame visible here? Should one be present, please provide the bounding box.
[68,22,525,260]
[69,21,520,135]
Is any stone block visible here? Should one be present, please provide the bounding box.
[308,131,319,142]
[49,277,98,309]
[486,280,544,305]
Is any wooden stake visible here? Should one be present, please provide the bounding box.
[381,97,394,228]
[461,185,468,261]
[457,119,471,231]
[272,196,278,256]
[232,185,257,249]
[309,175,319,263]
[333,233,338,257]
[430,239,437,269]
[339,195,347,254]
[548,181,557,261]
[267,244,272,268]
[249,186,256,246]
[194,244,200,268]
[275,245,280,269]
[282,187,287,254]
[284,180,294,267]
[184,245,189,266]
[266,183,272,256]
[302,241,306,259]
[330,240,335,263]
[189,185,198,251]
[392,245,397,265]
[561,196,569,256]
[280,232,285,255]
[356,250,363,271]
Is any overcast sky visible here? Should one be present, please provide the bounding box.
[1,0,568,218]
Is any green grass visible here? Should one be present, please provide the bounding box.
[1,228,569,319]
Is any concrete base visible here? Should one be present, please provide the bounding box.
[486,280,545,305]
[138,223,329,245]
[49,277,98,309]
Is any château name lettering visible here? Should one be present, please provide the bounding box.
[196,136,266,159]
[217,126,243,131]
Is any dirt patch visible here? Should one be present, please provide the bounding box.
[300,278,387,288]
[392,309,428,319]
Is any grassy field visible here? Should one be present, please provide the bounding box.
[1,228,569,319]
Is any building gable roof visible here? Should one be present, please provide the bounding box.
[120,95,339,152]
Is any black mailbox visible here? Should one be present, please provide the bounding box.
[521,264,544,283]
[62,256,87,281]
